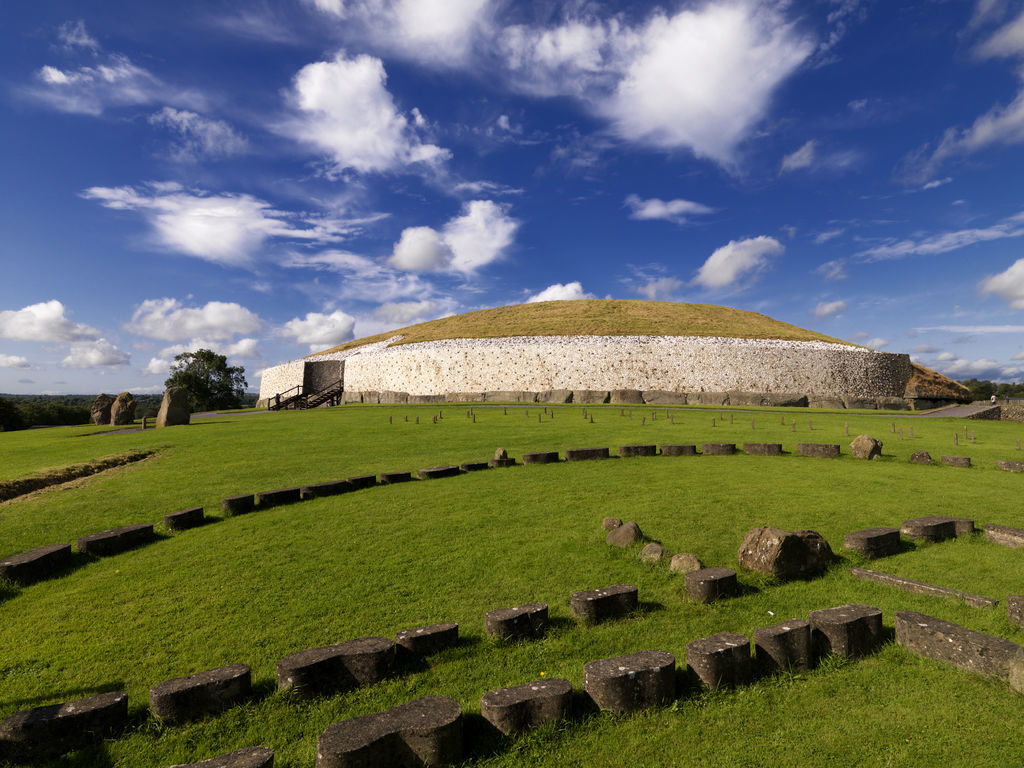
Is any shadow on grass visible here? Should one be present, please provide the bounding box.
[0,580,18,604]
[62,742,116,768]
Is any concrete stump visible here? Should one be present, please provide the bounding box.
[564,447,609,461]
[417,466,461,479]
[843,527,900,558]
[300,480,352,499]
[521,451,559,464]
[1008,595,1024,629]
[0,691,128,762]
[606,521,643,547]
[620,444,657,457]
[347,474,377,490]
[669,553,704,574]
[985,524,1024,548]
[895,610,1022,680]
[221,494,255,515]
[796,443,840,458]
[163,746,274,768]
[485,603,548,640]
[702,443,736,455]
[480,678,572,735]
[686,633,751,689]
[661,444,697,456]
[570,584,638,623]
[256,487,302,507]
[754,619,811,674]
[997,460,1024,472]
[684,567,738,603]
[76,524,155,556]
[316,696,463,768]
[583,650,676,714]
[150,665,251,724]
[0,543,72,585]
[276,638,395,698]
[900,516,956,542]
[165,507,205,531]
[380,471,412,484]
[941,456,971,468]
[395,623,458,657]
[460,461,489,472]
[808,604,883,658]
[743,443,782,456]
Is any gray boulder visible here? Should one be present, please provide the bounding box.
[90,393,114,425]
[156,387,191,428]
[669,553,705,574]
[639,542,667,563]
[607,521,643,548]
[110,392,136,425]
[737,526,834,580]
[909,450,932,465]
[602,517,622,531]
[850,434,883,460]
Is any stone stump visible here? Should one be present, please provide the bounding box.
[620,444,658,457]
[380,471,413,484]
[221,494,255,515]
[742,443,782,456]
[900,516,956,542]
[737,527,833,580]
[941,456,971,468]
[347,474,377,490]
[276,638,395,698]
[684,567,738,603]
[460,461,489,472]
[808,604,883,659]
[165,507,205,531]
[0,691,128,762]
[570,584,638,623]
[300,480,353,500]
[583,650,676,714]
[843,527,900,558]
[796,443,840,458]
[76,524,155,556]
[754,619,811,673]
[150,665,251,724]
[686,633,751,689]
[161,746,274,768]
[256,487,302,507]
[110,392,136,425]
[480,678,572,735]
[702,443,736,455]
[156,387,191,427]
[564,447,609,461]
[395,623,458,657]
[521,451,559,464]
[661,444,697,456]
[0,544,72,585]
[418,466,460,479]
[485,603,548,640]
[90,393,115,425]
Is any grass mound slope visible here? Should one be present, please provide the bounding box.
[313,300,852,356]
[906,363,972,402]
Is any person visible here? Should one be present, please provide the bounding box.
[990,394,997,405]
[274,393,280,410]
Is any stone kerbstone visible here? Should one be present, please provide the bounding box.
[276,638,394,698]
[609,389,645,404]
[900,516,956,542]
[1011,653,1024,694]
[808,604,883,658]
[850,434,883,459]
[952,517,976,536]
[162,747,274,768]
[156,387,191,428]
[300,480,353,500]
[606,521,642,547]
[843,397,877,409]
[0,691,128,762]
[742,443,782,456]
[639,542,667,563]
[661,444,697,456]
[0,543,72,585]
[347,474,377,490]
[110,392,136,425]
[256,487,302,507]
[77,523,155,556]
[669,553,704,574]
[702,443,736,455]
[573,390,610,404]
[460,461,489,472]
[316,696,462,768]
[941,455,971,468]
[521,451,559,464]
[570,584,638,623]
[379,471,412,484]
[754,620,811,674]
[620,444,657,457]
[564,447,609,461]
[997,460,1024,472]
[538,390,573,403]
[484,391,537,403]
[408,394,444,404]
[843,527,900,558]
[583,650,676,714]
[150,665,251,724]
[909,450,933,465]
[796,443,840,458]
[985,524,1024,548]
[684,567,738,603]
[689,392,729,405]
[807,397,845,409]
[642,391,687,405]
[480,678,572,735]
[377,390,409,404]
[1008,596,1024,629]
[165,507,204,531]
[686,633,751,689]
[417,466,461,479]
[222,494,255,515]
[90,393,114,425]
[489,457,517,468]
[395,623,458,657]
[737,526,834,580]
[601,517,622,531]
[485,603,548,640]
[849,567,998,608]
[445,392,484,403]
[895,610,1022,680]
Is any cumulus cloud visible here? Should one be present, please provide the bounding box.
[81,182,366,266]
[279,310,357,352]
[933,356,1005,378]
[864,337,890,350]
[278,51,449,174]
[624,194,715,224]
[527,281,594,303]
[389,200,519,274]
[980,258,1024,309]
[814,300,847,318]
[61,338,130,368]
[0,354,30,368]
[389,226,454,271]
[635,277,684,301]
[0,300,99,342]
[937,351,956,361]
[694,235,783,290]
[130,298,263,342]
[148,107,248,162]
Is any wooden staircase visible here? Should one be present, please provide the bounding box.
[268,379,344,411]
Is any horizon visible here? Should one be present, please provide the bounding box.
[4,1,1024,395]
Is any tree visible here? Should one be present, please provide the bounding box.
[0,396,25,431]
[165,349,247,411]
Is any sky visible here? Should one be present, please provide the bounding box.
[4,0,1024,395]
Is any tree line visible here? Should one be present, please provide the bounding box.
[959,378,1024,401]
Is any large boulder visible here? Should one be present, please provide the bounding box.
[737,526,834,580]
[109,392,136,425]
[850,434,883,460]
[156,387,191,428]
[90,393,115,425]
[607,521,643,547]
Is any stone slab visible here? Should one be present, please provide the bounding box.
[985,524,1024,548]
[684,567,738,603]
[620,444,657,457]
[150,664,252,724]
[163,746,274,768]
[941,456,971,468]
[222,494,255,515]
[0,691,128,762]
[0,543,72,585]
[686,632,751,689]
[843,527,900,558]
[379,471,412,484]
[895,610,1022,680]
[417,466,461,479]
[395,623,458,656]
[570,584,638,623]
[300,480,353,500]
[583,650,676,714]
[850,567,998,608]
[485,602,548,640]
[573,390,610,404]
[76,523,155,557]
[256,487,302,507]
[754,619,811,674]
[742,443,782,456]
[808,604,883,658]
[316,696,462,768]
[642,391,687,405]
[900,516,956,542]
[484,391,538,403]
[277,638,394,698]
[537,389,572,403]
[521,451,560,464]
[796,443,840,458]
[996,460,1024,472]
[702,443,736,455]
[609,389,645,404]
[1008,595,1024,629]
[347,474,377,490]
[459,461,490,472]
[660,444,697,456]
[564,447,609,461]
[165,507,205,531]
[480,678,572,735]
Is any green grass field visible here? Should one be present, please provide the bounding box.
[2,404,1024,767]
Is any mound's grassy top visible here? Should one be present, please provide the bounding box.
[312,300,853,356]
[907,362,972,401]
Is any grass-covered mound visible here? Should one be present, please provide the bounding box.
[313,300,852,356]
[3,405,1023,766]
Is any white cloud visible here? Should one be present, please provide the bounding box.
[781,140,859,174]
[937,351,957,361]
[389,226,453,271]
[280,310,357,351]
[390,200,518,275]
[864,337,890,350]
[130,298,263,342]
[148,108,248,162]
[283,249,435,303]
[635,277,684,301]
[814,300,847,318]
[914,344,940,354]
[81,182,362,266]
[371,300,440,325]
[0,300,99,342]
[918,324,1024,333]
[857,212,1024,261]
[814,229,844,245]
[976,6,1024,58]
[142,337,262,377]
[922,177,952,190]
[0,354,30,368]
[61,338,130,368]
[934,356,1005,378]
[980,258,1024,309]
[624,194,715,224]
[694,235,783,290]
[59,20,100,52]
[527,281,595,303]
[278,51,449,174]
[781,140,816,173]
[1013,351,1024,360]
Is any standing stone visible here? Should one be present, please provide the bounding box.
[157,387,191,428]
[737,527,834,580]
[849,435,883,460]
[90,393,115,425]
[110,392,136,425]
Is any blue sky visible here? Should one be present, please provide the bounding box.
[3,0,1024,395]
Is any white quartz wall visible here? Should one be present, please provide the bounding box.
[257,360,306,400]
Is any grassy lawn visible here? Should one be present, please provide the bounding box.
[2,404,1023,767]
